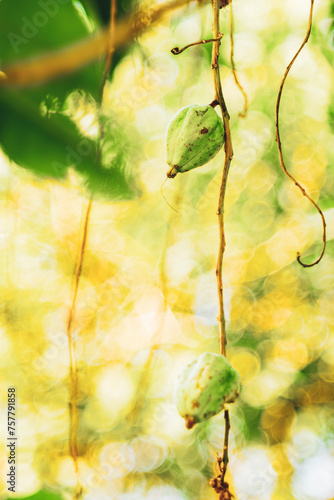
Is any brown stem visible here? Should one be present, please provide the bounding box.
[275,0,326,268]
[222,410,230,479]
[66,198,92,500]
[229,0,248,118]
[212,0,233,358]
[66,1,117,497]
[171,35,223,55]
[210,412,231,495]
[0,0,209,87]
[211,0,233,491]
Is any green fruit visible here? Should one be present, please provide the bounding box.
[166,105,225,178]
[175,353,240,429]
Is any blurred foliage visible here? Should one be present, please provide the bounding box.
[14,492,64,500]
[82,0,138,25]
[0,0,140,200]
[0,0,334,500]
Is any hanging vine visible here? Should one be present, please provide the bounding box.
[64,1,327,499]
[168,0,237,497]
[229,1,249,118]
[65,1,117,498]
[210,0,234,495]
[275,0,326,268]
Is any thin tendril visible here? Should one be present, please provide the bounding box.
[171,35,223,55]
[161,177,179,213]
[128,185,183,432]
[275,0,326,268]
[229,0,248,118]
[66,198,93,500]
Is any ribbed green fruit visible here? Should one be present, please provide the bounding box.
[175,353,240,429]
[166,105,224,178]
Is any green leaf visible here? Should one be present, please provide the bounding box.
[0,0,95,63]
[10,490,64,500]
[81,0,137,25]
[0,0,103,100]
[0,89,80,178]
[0,88,140,200]
[241,404,263,441]
[0,1,141,200]
[90,113,141,198]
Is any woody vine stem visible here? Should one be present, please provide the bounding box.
[212,0,233,490]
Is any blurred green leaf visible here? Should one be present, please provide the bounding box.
[0,0,142,199]
[0,88,140,199]
[81,0,137,25]
[242,404,263,441]
[9,491,64,500]
[0,0,103,100]
[0,0,96,63]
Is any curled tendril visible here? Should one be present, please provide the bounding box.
[229,0,249,118]
[160,177,179,213]
[275,0,326,268]
[171,35,223,56]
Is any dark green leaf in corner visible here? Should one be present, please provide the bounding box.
[0,88,140,200]
[0,0,141,200]
[7,490,64,500]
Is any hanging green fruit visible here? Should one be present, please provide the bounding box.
[175,352,240,429]
[166,105,225,178]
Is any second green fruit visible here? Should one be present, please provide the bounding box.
[175,352,240,429]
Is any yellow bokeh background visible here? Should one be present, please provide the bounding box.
[0,0,334,499]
